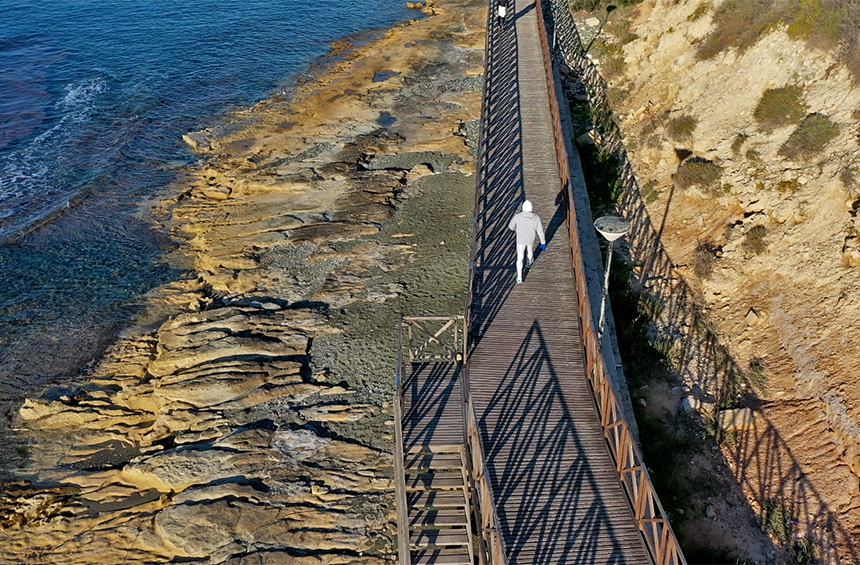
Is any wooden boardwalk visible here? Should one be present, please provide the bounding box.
[466,0,652,562]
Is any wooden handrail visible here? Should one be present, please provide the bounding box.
[393,319,411,565]
[531,0,687,563]
[466,392,508,565]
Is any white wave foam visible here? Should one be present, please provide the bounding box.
[57,77,106,119]
[0,77,109,239]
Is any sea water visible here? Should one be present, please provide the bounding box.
[0,0,414,396]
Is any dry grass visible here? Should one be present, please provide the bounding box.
[742,225,768,254]
[666,115,698,142]
[687,1,713,22]
[778,113,840,160]
[693,240,719,278]
[754,86,808,132]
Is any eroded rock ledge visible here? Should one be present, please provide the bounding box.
[0,0,486,562]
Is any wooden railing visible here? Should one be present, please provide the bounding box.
[532,0,687,563]
[402,315,465,364]
[394,321,411,565]
[395,314,504,565]
[465,393,508,565]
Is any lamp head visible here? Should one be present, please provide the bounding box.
[594,215,630,242]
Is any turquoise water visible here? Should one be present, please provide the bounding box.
[0,0,414,392]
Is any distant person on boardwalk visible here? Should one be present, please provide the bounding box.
[508,199,546,284]
[496,1,507,26]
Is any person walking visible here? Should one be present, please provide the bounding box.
[508,199,546,284]
[496,0,507,26]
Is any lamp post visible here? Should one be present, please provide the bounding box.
[583,4,617,55]
[594,215,630,347]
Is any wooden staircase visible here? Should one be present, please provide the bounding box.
[403,446,474,565]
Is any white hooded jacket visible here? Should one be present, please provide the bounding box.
[508,201,546,246]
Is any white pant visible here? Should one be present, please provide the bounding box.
[516,243,533,279]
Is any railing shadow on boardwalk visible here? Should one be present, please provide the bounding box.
[471,1,525,344]
[542,0,860,560]
[480,322,628,565]
[403,363,461,450]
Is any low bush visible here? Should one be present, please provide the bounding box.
[731,133,748,154]
[641,179,659,203]
[840,165,855,187]
[776,178,800,193]
[742,225,768,254]
[778,113,840,160]
[673,157,723,191]
[579,144,623,216]
[609,19,639,45]
[666,115,698,141]
[754,86,808,132]
[792,537,816,565]
[603,56,627,79]
[693,240,719,278]
[763,499,794,544]
[606,86,628,107]
[747,357,768,394]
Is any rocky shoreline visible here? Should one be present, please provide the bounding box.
[0,0,486,562]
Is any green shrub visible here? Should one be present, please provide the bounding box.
[787,0,843,44]
[747,357,768,393]
[779,113,840,160]
[673,157,723,191]
[754,86,809,132]
[746,148,762,162]
[792,537,816,565]
[693,240,718,278]
[641,179,660,203]
[776,178,800,193]
[763,499,794,544]
[742,225,768,254]
[579,145,623,217]
[603,56,627,79]
[666,115,698,141]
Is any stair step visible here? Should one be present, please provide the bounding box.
[411,548,473,565]
[406,444,463,454]
[406,472,465,491]
[409,508,469,527]
[405,452,463,471]
[407,490,468,508]
[410,528,470,548]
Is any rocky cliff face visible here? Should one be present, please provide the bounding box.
[592,0,860,558]
[0,0,486,562]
